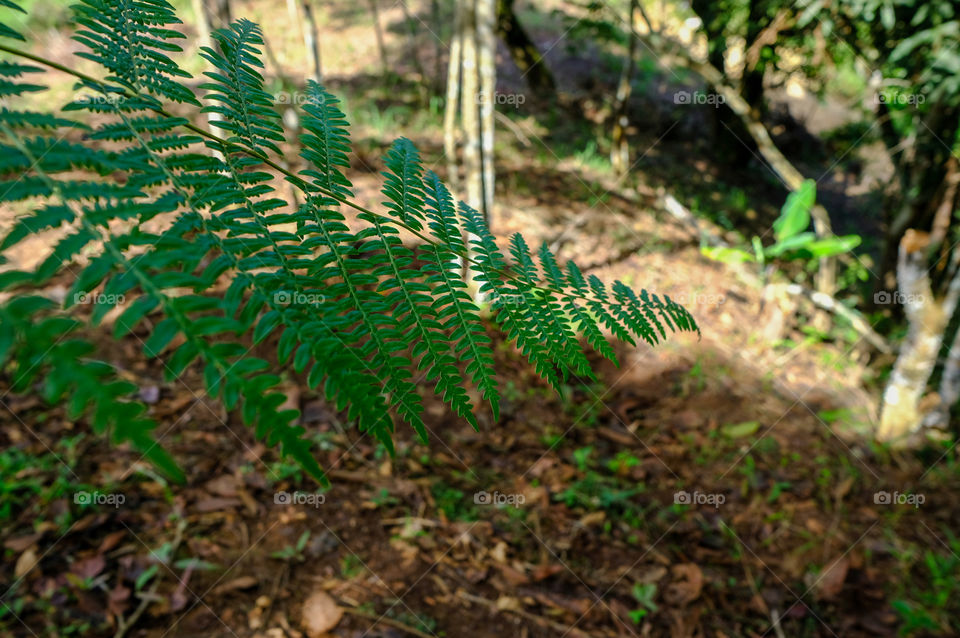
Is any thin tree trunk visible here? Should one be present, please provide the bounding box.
[367,0,389,74]
[400,1,427,83]
[461,0,481,213]
[496,0,555,95]
[877,231,957,441]
[302,0,322,83]
[460,0,487,300]
[433,0,443,89]
[444,0,465,193]
[477,0,496,221]
[610,0,639,174]
[210,0,232,29]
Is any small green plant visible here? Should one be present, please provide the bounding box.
[340,553,365,579]
[271,530,310,562]
[629,582,659,623]
[702,180,861,273]
[892,533,960,636]
[431,481,476,521]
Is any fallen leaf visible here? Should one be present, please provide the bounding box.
[205,475,238,498]
[499,564,529,586]
[490,541,509,564]
[664,563,703,605]
[213,576,259,595]
[5,534,41,552]
[721,421,761,438]
[71,555,106,580]
[813,556,849,600]
[833,477,855,501]
[14,547,39,580]
[301,591,343,637]
[579,511,606,527]
[98,530,127,554]
[531,564,564,582]
[496,596,521,612]
[107,584,131,618]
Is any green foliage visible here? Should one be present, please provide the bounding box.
[702,180,861,269]
[892,532,960,636]
[629,582,659,623]
[0,0,697,484]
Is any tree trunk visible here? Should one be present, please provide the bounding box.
[741,0,769,116]
[209,0,232,29]
[477,0,496,221]
[496,0,555,95]
[877,102,960,295]
[302,0,322,83]
[690,0,755,163]
[461,0,482,213]
[610,0,639,174]
[444,0,465,193]
[877,231,957,441]
[433,0,444,88]
[400,1,427,90]
[367,0,389,75]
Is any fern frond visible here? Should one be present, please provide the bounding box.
[199,19,285,155]
[422,171,500,419]
[72,0,198,105]
[375,140,478,430]
[293,84,428,443]
[0,4,699,484]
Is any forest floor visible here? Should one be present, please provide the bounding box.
[3,1,960,637]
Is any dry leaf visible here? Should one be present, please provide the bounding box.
[495,596,521,612]
[5,534,41,553]
[14,547,39,580]
[97,530,127,554]
[499,564,529,586]
[813,556,849,600]
[531,564,564,582]
[213,576,259,595]
[301,591,343,637]
[205,474,238,498]
[664,563,703,605]
[71,554,106,580]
